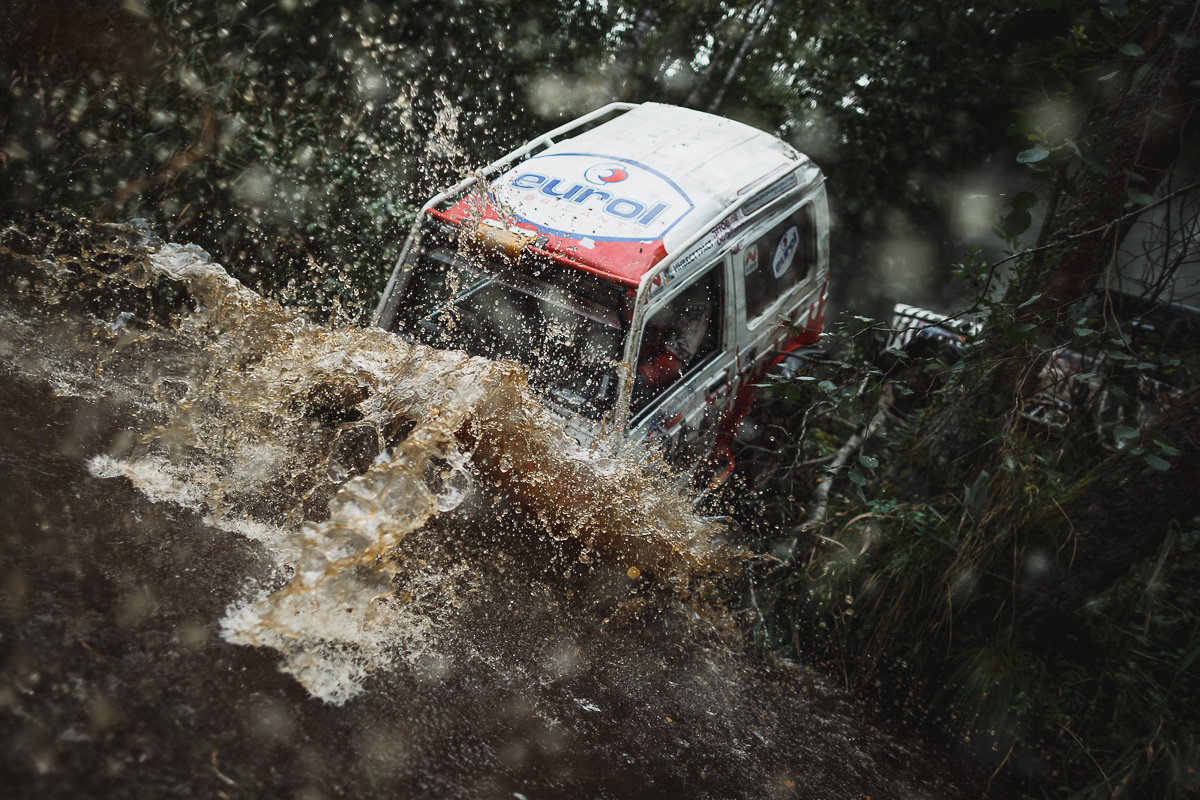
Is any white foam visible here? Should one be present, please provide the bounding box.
[88,455,207,511]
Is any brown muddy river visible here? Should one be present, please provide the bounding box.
[1,218,985,798]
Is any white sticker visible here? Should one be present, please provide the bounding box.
[492,152,695,242]
[772,225,800,278]
[743,243,759,276]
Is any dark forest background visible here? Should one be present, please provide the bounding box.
[4,1,1200,797]
[2,0,1054,319]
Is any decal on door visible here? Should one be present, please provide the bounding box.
[743,243,759,276]
[772,225,800,278]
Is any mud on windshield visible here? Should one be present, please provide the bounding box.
[392,229,631,421]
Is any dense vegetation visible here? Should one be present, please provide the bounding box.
[1,0,1036,316]
[3,0,1198,797]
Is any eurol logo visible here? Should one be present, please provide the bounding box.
[772,224,800,278]
[493,152,694,242]
[584,163,628,185]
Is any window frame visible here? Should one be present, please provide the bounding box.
[741,200,818,330]
[627,259,728,427]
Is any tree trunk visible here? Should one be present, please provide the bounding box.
[609,0,662,100]
[707,0,777,113]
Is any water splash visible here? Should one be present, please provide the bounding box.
[1,217,726,703]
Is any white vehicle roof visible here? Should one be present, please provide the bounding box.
[421,102,823,289]
[539,102,812,253]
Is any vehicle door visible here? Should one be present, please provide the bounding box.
[626,257,735,471]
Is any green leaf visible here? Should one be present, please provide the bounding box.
[1144,453,1171,471]
[1113,425,1139,442]
[847,466,867,486]
[1119,43,1145,57]
[1010,322,1037,334]
[859,454,878,469]
[1156,440,1181,457]
[963,469,989,522]
[1074,327,1096,336]
[817,380,837,394]
[1132,62,1153,89]
[1098,69,1121,82]
[1017,147,1049,164]
[1018,292,1043,308]
[1003,208,1032,237]
[1128,188,1154,205]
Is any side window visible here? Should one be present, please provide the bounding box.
[742,204,816,322]
[632,267,723,414]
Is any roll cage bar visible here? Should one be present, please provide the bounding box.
[372,102,639,330]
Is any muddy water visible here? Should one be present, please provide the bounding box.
[1,219,976,798]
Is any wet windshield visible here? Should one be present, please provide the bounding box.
[395,239,628,420]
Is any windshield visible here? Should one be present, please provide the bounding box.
[393,240,629,420]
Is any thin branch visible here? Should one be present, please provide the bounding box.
[1055,721,1113,789]
[796,382,889,535]
[977,179,1200,304]
[899,179,1200,346]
